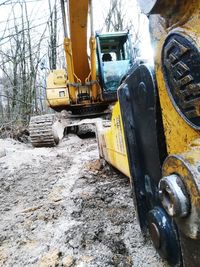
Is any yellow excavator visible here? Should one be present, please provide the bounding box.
[96,0,200,266]
[29,0,134,147]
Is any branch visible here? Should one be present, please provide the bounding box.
[0,94,34,106]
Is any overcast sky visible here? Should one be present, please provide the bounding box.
[0,0,153,61]
[0,0,140,35]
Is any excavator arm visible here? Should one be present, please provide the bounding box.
[61,0,98,103]
[68,0,90,83]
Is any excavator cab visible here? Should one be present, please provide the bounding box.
[96,32,133,101]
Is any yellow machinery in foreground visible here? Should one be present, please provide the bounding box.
[97,0,200,266]
[29,0,134,147]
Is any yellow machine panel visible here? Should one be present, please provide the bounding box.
[97,102,130,178]
[46,69,70,108]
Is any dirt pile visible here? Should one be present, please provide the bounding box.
[0,124,29,143]
[0,136,168,267]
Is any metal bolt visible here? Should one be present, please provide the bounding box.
[159,174,190,218]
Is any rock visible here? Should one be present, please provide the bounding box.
[4,184,10,192]
[0,148,6,158]
[3,207,10,212]
[37,249,61,267]
[62,255,74,267]
[68,236,82,249]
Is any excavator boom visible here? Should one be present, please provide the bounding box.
[68,0,90,83]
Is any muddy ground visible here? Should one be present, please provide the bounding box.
[0,136,169,267]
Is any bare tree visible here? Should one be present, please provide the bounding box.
[48,0,58,70]
[104,0,126,32]
[0,0,58,125]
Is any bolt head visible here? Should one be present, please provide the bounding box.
[159,174,190,218]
